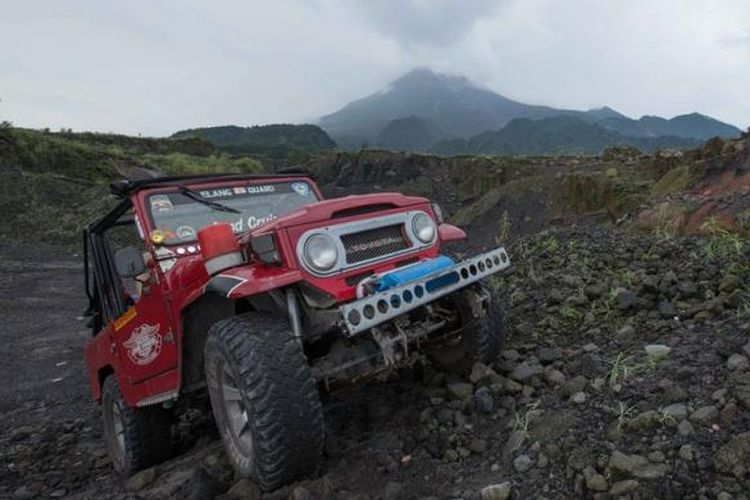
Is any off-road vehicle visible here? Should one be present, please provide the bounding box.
[83,170,510,490]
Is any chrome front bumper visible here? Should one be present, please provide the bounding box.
[339,247,511,335]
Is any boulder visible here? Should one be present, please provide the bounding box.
[585,473,608,492]
[727,354,749,371]
[447,382,474,401]
[715,432,750,477]
[225,479,261,500]
[617,290,638,310]
[126,467,158,492]
[609,479,640,496]
[510,362,543,382]
[609,451,668,480]
[480,482,512,500]
[661,403,688,421]
[689,405,719,425]
[513,454,533,473]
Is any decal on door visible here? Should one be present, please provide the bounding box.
[123,323,162,365]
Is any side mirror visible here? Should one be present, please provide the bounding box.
[115,247,147,278]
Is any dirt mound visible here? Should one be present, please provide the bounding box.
[632,136,750,238]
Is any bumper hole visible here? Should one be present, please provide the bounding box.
[460,268,469,279]
[363,304,375,319]
[390,295,401,308]
[414,285,424,298]
[377,299,388,314]
[347,309,361,326]
[402,290,413,303]
[470,264,477,275]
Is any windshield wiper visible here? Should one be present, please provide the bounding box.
[178,186,240,214]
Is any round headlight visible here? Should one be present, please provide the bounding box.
[303,234,338,271]
[412,213,436,243]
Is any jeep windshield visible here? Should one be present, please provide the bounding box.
[147,180,318,245]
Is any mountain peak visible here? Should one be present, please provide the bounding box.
[390,68,473,89]
[585,106,627,120]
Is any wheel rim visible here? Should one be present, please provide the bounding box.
[112,401,126,453]
[217,361,254,456]
[105,395,126,469]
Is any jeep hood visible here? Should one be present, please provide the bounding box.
[251,192,429,234]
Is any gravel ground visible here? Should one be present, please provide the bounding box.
[1,226,750,499]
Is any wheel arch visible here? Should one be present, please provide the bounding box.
[179,293,237,392]
[94,365,115,402]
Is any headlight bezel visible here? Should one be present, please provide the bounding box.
[302,233,339,272]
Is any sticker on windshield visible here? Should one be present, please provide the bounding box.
[150,195,173,212]
[291,182,309,196]
[176,225,197,241]
[248,213,277,229]
[200,188,233,199]
[247,185,275,195]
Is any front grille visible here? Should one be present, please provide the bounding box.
[341,224,411,264]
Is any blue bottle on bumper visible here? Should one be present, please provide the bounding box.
[375,255,455,292]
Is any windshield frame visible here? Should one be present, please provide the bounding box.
[137,177,322,246]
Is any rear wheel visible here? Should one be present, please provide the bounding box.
[428,284,506,372]
[101,375,172,476]
[204,313,324,491]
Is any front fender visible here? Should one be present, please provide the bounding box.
[205,266,303,299]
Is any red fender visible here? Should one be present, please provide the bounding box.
[438,223,467,242]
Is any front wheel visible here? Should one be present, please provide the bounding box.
[101,375,172,476]
[428,284,506,372]
[204,313,325,491]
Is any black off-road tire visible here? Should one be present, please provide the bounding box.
[428,284,506,372]
[204,313,325,491]
[101,375,172,477]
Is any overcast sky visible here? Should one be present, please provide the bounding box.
[1,0,748,136]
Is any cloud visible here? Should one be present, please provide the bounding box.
[0,0,747,135]
[349,0,500,47]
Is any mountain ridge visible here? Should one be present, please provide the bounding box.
[319,68,742,151]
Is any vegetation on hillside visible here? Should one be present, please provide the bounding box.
[0,127,262,245]
[430,116,702,156]
[171,124,337,160]
[376,116,439,151]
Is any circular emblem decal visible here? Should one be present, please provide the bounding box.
[291,182,309,196]
[123,323,162,366]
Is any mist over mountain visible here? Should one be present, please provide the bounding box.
[319,69,742,154]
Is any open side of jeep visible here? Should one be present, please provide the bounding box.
[83,170,510,490]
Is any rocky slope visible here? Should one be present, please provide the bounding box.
[1,129,749,499]
[2,225,749,499]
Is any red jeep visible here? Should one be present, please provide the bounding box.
[83,170,510,490]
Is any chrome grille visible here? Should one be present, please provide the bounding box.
[341,224,411,264]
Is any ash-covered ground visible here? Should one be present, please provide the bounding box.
[2,225,749,500]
